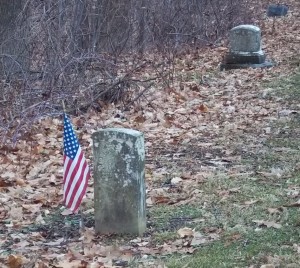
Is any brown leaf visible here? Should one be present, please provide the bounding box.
[15,178,26,186]
[7,255,23,268]
[56,260,86,268]
[134,114,146,123]
[36,261,49,268]
[198,103,208,113]
[22,203,42,214]
[153,196,171,204]
[177,227,194,238]
[0,179,14,187]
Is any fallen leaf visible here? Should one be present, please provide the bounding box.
[61,209,74,216]
[15,178,26,186]
[134,114,146,123]
[43,238,64,246]
[36,261,49,268]
[153,196,171,204]
[56,260,86,268]
[8,207,23,221]
[267,207,283,214]
[171,177,183,185]
[190,232,207,246]
[22,203,42,214]
[293,243,300,254]
[244,200,259,205]
[228,187,240,193]
[198,103,208,113]
[7,255,23,268]
[146,197,153,207]
[177,227,194,238]
[260,265,275,268]
[0,179,14,187]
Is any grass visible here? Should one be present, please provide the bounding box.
[148,171,300,267]
[268,69,300,103]
[167,227,300,268]
[144,69,300,268]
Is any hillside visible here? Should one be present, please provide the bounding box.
[0,1,300,267]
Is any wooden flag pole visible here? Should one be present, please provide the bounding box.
[62,100,66,113]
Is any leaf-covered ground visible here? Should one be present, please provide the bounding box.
[1,1,300,267]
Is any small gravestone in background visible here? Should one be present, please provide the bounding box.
[92,128,146,235]
[221,25,274,70]
[267,4,289,33]
[267,4,288,17]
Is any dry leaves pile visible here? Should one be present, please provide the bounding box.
[1,1,300,267]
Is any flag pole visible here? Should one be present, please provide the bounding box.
[62,100,66,114]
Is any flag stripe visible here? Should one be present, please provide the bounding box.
[63,156,71,185]
[65,152,86,205]
[64,149,84,202]
[63,114,90,213]
[69,163,90,211]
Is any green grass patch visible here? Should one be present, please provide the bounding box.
[149,204,205,231]
[143,71,300,267]
[268,68,300,102]
[166,227,300,268]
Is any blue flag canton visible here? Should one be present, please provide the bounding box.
[63,114,79,160]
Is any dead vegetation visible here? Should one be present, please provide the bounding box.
[0,0,258,143]
[0,0,300,267]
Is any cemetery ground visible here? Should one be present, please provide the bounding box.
[1,4,300,268]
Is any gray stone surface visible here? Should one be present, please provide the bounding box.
[221,24,274,70]
[230,25,261,53]
[267,4,288,17]
[225,52,266,64]
[220,61,274,71]
[93,128,146,235]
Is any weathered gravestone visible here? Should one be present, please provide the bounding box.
[267,4,288,17]
[221,25,274,70]
[92,128,146,235]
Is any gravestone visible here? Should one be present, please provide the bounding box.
[221,25,273,70]
[92,128,146,235]
[267,4,288,17]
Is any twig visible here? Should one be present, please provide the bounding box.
[122,83,154,112]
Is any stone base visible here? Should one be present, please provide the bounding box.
[224,52,266,64]
[220,61,274,71]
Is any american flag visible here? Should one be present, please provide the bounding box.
[63,114,90,212]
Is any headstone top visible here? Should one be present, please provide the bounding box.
[230,24,261,53]
[95,128,142,137]
[231,25,260,32]
[267,4,288,17]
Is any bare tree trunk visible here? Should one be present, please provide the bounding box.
[70,0,87,55]
[0,0,29,78]
[138,0,146,56]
